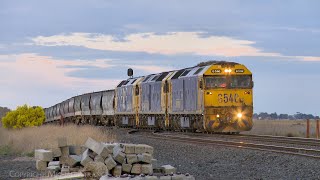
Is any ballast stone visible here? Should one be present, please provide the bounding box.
[35,149,53,161]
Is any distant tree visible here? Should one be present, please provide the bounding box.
[0,106,11,127]
[258,112,270,119]
[279,114,289,119]
[270,112,278,120]
[1,105,45,129]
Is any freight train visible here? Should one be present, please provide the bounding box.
[44,61,253,133]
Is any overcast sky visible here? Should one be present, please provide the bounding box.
[0,0,319,115]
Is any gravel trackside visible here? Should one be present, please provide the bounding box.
[1,128,320,180]
[115,129,320,180]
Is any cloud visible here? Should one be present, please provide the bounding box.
[0,53,121,108]
[31,32,281,57]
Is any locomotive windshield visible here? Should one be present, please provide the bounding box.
[230,75,251,88]
[205,75,252,89]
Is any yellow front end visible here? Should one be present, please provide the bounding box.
[203,64,253,132]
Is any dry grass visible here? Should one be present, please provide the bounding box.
[0,125,116,155]
[243,119,319,138]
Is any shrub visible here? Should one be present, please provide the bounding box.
[1,105,45,129]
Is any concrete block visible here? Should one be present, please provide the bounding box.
[61,165,70,174]
[85,161,108,177]
[145,145,154,155]
[81,149,93,167]
[69,145,83,155]
[35,149,53,161]
[161,165,176,175]
[67,155,81,167]
[60,146,69,157]
[141,164,153,175]
[137,153,152,163]
[70,167,81,172]
[94,155,105,163]
[51,148,62,158]
[123,144,135,154]
[151,158,158,168]
[104,155,117,170]
[59,155,69,165]
[131,164,142,175]
[85,137,102,154]
[122,163,132,173]
[125,154,138,164]
[98,144,113,158]
[48,161,60,166]
[113,150,125,164]
[36,160,48,171]
[112,165,122,177]
[47,165,60,172]
[134,144,146,154]
[57,137,68,147]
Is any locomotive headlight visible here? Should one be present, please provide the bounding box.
[224,69,232,73]
[216,114,220,118]
[237,113,243,118]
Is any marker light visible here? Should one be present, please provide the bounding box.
[237,113,243,118]
[216,114,220,118]
[224,69,232,73]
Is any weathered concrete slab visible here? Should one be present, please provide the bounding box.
[36,160,48,171]
[161,165,177,175]
[122,163,132,173]
[134,144,146,154]
[113,150,125,164]
[80,149,93,167]
[57,137,68,147]
[137,153,152,163]
[131,164,142,174]
[47,165,60,172]
[112,165,122,177]
[98,144,113,158]
[35,149,53,161]
[125,154,138,164]
[67,155,81,167]
[104,155,117,170]
[151,158,158,168]
[85,161,108,177]
[141,164,153,175]
[48,161,60,167]
[159,175,172,180]
[144,145,154,155]
[85,137,102,154]
[123,144,135,154]
[94,155,105,163]
[60,146,69,157]
[69,145,83,155]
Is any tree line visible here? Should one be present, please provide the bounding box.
[253,112,319,120]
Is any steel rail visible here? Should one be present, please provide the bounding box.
[133,132,320,159]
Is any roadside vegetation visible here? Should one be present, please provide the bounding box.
[0,125,116,156]
[1,105,44,129]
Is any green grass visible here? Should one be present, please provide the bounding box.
[0,145,13,156]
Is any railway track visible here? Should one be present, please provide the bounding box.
[178,132,320,147]
[131,130,320,159]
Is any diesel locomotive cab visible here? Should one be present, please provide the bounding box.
[203,64,254,132]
